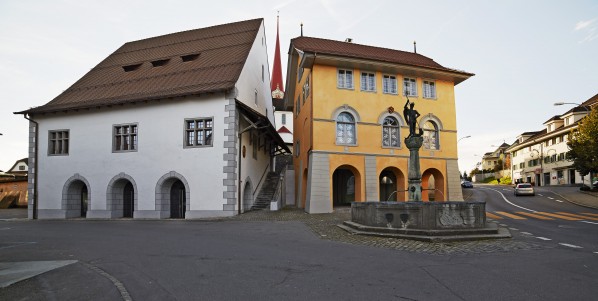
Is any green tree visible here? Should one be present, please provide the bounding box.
[567,106,598,179]
[462,171,468,180]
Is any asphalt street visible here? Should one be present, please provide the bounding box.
[1,194,598,301]
[469,185,598,253]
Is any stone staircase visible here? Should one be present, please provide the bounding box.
[251,172,281,210]
[251,155,292,210]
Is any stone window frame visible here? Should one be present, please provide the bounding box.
[423,79,437,99]
[48,129,69,156]
[337,68,354,90]
[184,117,214,148]
[112,123,138,153]
[419,114,443,150]
[378,111,405,149]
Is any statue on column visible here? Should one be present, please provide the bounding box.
[403,98,422,138]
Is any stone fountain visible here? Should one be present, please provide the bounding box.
[338,98,510,242]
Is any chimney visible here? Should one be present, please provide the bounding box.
[345,38,353,43]
[300,22,303,36]
[413,41,417,53]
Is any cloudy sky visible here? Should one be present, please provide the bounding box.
[1,0,597,176]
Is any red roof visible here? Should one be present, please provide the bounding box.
[18,19,263,115]
[277,125,292,134]
[291,36,473,76]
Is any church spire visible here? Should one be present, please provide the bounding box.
[271,12,285,100]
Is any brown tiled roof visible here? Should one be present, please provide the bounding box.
[18,19,263,114]
[291,36,474,76]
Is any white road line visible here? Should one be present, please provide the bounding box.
[559,243,583,249]
[581,221,598,225]
[536,237,552,241]
[509,228,519,231]
[555,200,563,203]
[538,194,543,196]
[502,189,510,192]
[480,187,536,212]
[520,232,533,235]
[547,197,554,200]
[499,224,508,227]
[594,252,598,254]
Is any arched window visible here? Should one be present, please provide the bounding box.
[382,116,400,147]
[423,121,439,150]
[336,112,356,145]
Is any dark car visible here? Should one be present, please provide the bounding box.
[514,183,535,196]
[461,181,473,188]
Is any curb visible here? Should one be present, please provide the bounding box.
[547,190,598,210]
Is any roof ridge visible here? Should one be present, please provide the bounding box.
[292,35,437,61]
[116,27,259,56]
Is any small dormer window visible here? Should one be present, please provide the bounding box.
[151,59,169,67]
[123,63,142,72]
[181,54,200,62]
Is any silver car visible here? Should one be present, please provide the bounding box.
[514,183,535,196]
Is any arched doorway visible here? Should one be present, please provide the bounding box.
[242,180,253,213]
[333,166,360,207]
[123,182,134,218]
[379,170,396,202]
[64,179,89,218]
[170,180,186,218]
[80,185,88,217]
[422,168,445,201]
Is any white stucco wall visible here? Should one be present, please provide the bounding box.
[274,111,293,144]
[235,20,275,125]
[35,95,231,218]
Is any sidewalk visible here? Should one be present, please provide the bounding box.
[540,185,598,209]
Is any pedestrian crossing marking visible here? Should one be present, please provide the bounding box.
[534,212,582,221]
[581,212,598,217]
[495,211,526,220]
[485,212,503,220]
[515,211,554,220]
[556,212,598,221]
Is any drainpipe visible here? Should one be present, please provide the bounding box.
[22,114,38,219]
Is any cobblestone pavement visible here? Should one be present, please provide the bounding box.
[224,207,547,256]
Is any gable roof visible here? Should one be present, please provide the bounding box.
[290,36,474,77]
[17,19,263,115]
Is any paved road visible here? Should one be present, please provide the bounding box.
[467,184,598,254]
[1,204,598,300]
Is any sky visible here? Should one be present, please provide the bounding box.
[1,0,597,175]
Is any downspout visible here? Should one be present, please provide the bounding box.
[23,114,38,219]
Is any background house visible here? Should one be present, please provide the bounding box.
[508,93,597,186]
[0,158,28,208]
[16,19,289,219]
[285,36,473,213]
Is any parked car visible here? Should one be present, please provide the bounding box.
[514,183,535,196]
[461,181,473,188]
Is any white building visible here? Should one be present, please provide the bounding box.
[16,19,289,219]
[508,93,597,186]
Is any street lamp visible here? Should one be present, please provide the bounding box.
[458,135,471,143]
[554,102,591,111]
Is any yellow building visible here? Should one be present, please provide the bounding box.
[285,37,474,213]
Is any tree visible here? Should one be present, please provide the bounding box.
[567,106,598,180]
[462,171,468,180]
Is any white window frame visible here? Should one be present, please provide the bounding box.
[360,72,376,92]
[337,69,354,89]
[423,80,437,99]
[382,75,398,94]
[403,77,417,97]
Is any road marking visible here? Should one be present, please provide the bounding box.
[536,237,552,241]
[556,212,598,221]
[555,200,563,202]
[0,227,11,230]
[520,232,532,235]
[480,187,535,212]
[558,243,583,249]
[581,212,598,217]
[581,221,598,225]
[534,212,582,221]
[499,223,508,227]
[538,194,543,196]
[515,211,554,220]
[509,227,519,231]
[485,212,503,220]
[502,189,510,192]
[495,211,526,219]
[547,197,554,200]
[594,252,598,254]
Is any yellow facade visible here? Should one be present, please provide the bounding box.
[288,42,471,213]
